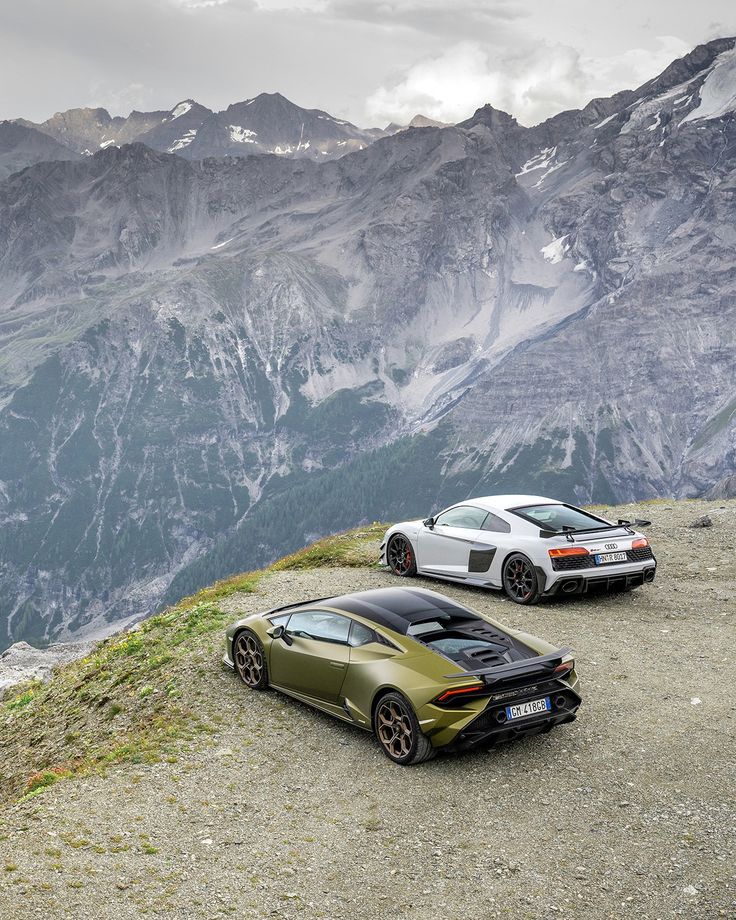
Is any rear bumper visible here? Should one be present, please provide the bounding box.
[445,680,582,751]
[544,561,656,596]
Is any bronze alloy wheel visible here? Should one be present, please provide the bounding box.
[387,535,417,577]
[234,630,269,689]
[502,553,541,605]
[373,692,435,765]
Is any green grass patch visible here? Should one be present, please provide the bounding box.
[4,685,40,712]
[270,522,386,571]
[0,522,385,805]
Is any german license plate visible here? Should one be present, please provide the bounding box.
[594,551,627,564]
[506,697,551,721]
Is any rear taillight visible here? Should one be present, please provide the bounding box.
[554,660,574,676]
[548,547,589,558]
[632,537,649,549]
[435,684,485,705]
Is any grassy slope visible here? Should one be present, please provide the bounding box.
[0,523,386,805]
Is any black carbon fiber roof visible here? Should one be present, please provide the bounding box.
[321,587,476,634]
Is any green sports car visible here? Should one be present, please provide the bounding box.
[223,586,581,764]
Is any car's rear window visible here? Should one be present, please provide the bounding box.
[511,503,609,532]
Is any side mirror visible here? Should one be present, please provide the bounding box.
[423,516,435,528]
[267,625,285,639]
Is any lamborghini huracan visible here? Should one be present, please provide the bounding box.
[224,586,581,764]
[381,494,656,604]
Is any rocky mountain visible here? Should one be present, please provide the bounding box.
[17,106,170,155]
[0,37,735,649]
[19,94,385,161]
[0,121,79,181]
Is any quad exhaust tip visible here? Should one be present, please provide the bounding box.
[644,568,655,583]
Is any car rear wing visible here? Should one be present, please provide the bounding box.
[444,647,573,684]
[538,519,652,542]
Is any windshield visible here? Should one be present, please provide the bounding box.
[511,503,610,532]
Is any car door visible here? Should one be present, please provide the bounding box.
[417,505,490,577]
[269,610,351,701]
[474,510,514,585]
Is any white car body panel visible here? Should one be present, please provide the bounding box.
[380,494,657,599]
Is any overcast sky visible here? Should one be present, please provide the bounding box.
[2,0,735,128]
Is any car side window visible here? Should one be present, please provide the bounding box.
[269,613,291,627]
[480,512,511,534]
[348,621,375,648]
[434,506,488,529]
[285,610,351,645]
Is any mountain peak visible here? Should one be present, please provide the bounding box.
[458,104,518,132]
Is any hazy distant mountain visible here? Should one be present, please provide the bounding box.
[17,107,169,154]
[19,93,385,161]
[0,121,79,180]
[1,37,735,649]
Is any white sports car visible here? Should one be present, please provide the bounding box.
[380,494,656,604]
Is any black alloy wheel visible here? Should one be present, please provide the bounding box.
[502,553,541,605]
[387,535,417,577]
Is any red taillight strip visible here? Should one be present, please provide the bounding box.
[553,661,574,675]
[631,537,649,549]
[436,684,485,704]
[548,547,590,557]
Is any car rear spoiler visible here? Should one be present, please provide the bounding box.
[538,519,652,541]
[444,647,573,684]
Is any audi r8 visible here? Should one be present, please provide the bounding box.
[381,495,656,604]
[224,586,580,764]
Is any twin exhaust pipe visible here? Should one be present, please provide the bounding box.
[560,567,655,593]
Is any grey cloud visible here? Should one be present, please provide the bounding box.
[1,0,736,128]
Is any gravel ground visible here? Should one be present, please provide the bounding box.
[0,500,734,919]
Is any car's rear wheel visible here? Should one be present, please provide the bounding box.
[387,535,417,577]
[373,692,436,765]
[233,629,269,690]
[502,553,541,605]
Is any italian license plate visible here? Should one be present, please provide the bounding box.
[594,551,627,564]
[506,697,551,721]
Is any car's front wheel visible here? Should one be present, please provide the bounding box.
[386,534,417,577]
[233,629,269,689]
[373,692,436,765]
[502,553,541,605]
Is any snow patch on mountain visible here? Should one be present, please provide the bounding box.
[541,235,569,264]
[516,147,555,177]
[211,237,234,250]
[169,102,193,121]
[593,113,617,130]
[682,46,736,123]
[169,129,198,152]
[229,125,257,143]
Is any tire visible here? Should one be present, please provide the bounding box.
[233,629,269,690]
[386,534,417,578]
[502,553,541,605]
[372,692,436,765]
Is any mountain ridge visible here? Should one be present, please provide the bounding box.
[0,36,734,649]
[16,92,388,163]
